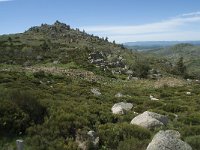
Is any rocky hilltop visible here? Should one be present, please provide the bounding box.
[0,21,177,80]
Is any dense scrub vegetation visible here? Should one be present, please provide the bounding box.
[0,69,200,149]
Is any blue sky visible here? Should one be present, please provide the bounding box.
[0,0,200,43]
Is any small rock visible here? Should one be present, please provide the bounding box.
[91,88,101,96]
[132,77,139,80]
[146,130,192,150]
[53,60,59,64]
[115,93,123,98]
[150,95,159,101]
[36,55,43,61]
[186,92,191,95]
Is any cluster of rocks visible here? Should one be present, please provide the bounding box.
[88,52,166,81]
[27,21,100,45]
[111,101,168,129]
[110,100,192,150]
[28,21,71,34]
[90,90,192,150]
[148,69,162,80]
[88,51,136,78]
[88,51,108,70]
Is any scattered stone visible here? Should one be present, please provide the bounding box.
[53,60,59,64]
[23,61,31,67]
[173,114,178,121]
[186,92,191,95]
[87,131,99,149]
[130,111,168,129]
[146,130,192,150]
[150,95,159,101]
[132,77,139,80]
[76,130,99,150]
[133,111,139,115]
[91,88,101,96]
[36,55,43,61]
[187,79,192,83]
[115,92,123,98]
[127,75,132,80]
[126,70,133,75]
[111,102,133,114]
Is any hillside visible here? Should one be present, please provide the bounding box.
[1,21,178,80]
[124,41,200,51]
[145,43,200,78]
[0,22,200,150]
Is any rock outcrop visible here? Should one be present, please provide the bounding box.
[111,102,133,114]
[146,130,192,150]
[130,111,168,129]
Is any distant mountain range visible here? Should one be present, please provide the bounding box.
[124,41,200,50]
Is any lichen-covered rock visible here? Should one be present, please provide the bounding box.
[91,88,101,96]
[130,111,168,129]
[146,130,192,150]
[76,130,99,150]
[111,102,133,114]
[87,130,99,148]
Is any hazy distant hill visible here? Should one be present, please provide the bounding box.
[145,43,200,77]
[124,41,200,51]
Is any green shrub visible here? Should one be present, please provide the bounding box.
[162,104,188,113]
[0,100,29,135]
[182,126,200,136]
[117,138,149,150]
[98,123,151,149]
[33,70,46,78]
[180,113,200,125]
[185,135,200,150]
[10,90,47,124]
[143,101,164,109]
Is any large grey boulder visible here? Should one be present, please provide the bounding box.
[130,111,168,129]
[111,102,133,114]
[146,130,192,150]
